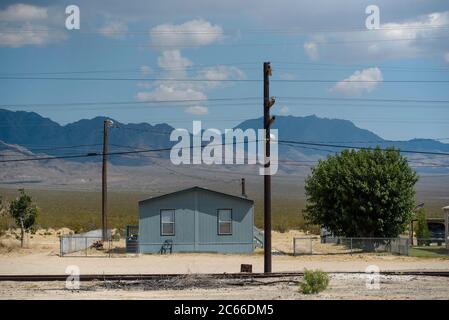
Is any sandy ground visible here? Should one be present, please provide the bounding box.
[1,229,448,299]
[1,229,448,275]
[1,274,449,300]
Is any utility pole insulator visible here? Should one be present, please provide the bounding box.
[267,96,276,108]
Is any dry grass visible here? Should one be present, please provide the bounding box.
[0,188,314,233]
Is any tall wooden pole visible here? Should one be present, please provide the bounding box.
[102,120,110,241]
[263,62,272,273]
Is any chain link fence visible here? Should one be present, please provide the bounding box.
[59,229,130,257]
[293,236,410,256]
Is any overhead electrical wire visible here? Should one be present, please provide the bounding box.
[277,140,449,156]
[3,24,449,35]
[2,139,449,163]
[1,95,448,111]
[1,34,449,49]
[0,76,447,83]
[2,61,448,76]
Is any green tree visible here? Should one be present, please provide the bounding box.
[415,209,430,240]
[304,147,418,238]
[0,196,8,232]
[9,189,39,247]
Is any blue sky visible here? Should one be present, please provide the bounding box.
[0,0,448,140]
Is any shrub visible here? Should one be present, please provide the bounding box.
[304,147,418,238]
[299,269,329,294]
[273,221,289,233]
[415,209,429,239]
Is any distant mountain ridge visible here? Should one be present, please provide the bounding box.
[0,109,176,165]
[1,109,448,166]
[236,115,382,142]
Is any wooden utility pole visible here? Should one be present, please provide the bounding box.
[102,119,113,241]
[263,62,275,273]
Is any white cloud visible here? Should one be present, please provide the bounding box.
[304,41,318,61]
[303,11,449,62]
[136,84,207,102]
[330,67,383,96]
[137,50,206,107]
[279,106,290,115]
[445,52,449,64]
[185,105,209,115]
[0,4,66,48]
[199,65,245,81]
[98,20,128,39]
[0,23,66,48]
[197,65,246,88]
[150,19,224,48]
[141,65,152,75]
[0,4,47,21]
[157,49,193,71]
[136,49,244,111]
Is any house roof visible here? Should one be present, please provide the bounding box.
[138,186,254,205]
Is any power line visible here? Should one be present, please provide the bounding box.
[279,96,449,104]
[273,61,449,72]
[0,140,261,163]
[2,96,448,111]
[277,140,449,156]
[1,35,449,49]
[1,76,448,83]
[0,62,260,76]
[4,24,449,34]
[2,61,448,77]
[2,138,449,163]
[0,97,260,108]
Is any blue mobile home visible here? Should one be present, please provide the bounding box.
[138,186,254,254]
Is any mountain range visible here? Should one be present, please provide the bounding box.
[1,108,448,169]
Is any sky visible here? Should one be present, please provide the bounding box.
[0,0,449,141]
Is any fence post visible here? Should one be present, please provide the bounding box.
[85,237,88,257]
[293,238,296,256]
[310,238,313,255]
[350,238,353,255]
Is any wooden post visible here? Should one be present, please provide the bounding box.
[102,120,113,241]
[263,62,273,273]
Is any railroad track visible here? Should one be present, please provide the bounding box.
[1,270,449,282]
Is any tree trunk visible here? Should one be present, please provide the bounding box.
[19,217,25,248]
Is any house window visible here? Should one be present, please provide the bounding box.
[161,209,175,236]
[218,209,232,235]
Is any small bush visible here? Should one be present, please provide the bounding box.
[415,209,429,239]
[273,222,289,233]
[299,269,329,294]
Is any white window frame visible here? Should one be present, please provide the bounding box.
[218,209,232,235]
[160,209,175,236]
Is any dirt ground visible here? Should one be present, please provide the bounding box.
[1,229,448,299]
[2,274,449,300]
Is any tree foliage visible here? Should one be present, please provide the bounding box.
[304,147,418,238]
[0,196,6,217]
[9,189,39,247]
[415,209,430,239]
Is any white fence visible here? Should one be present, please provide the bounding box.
[60,229,111,256]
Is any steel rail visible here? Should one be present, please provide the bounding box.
[1,271,449,282]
